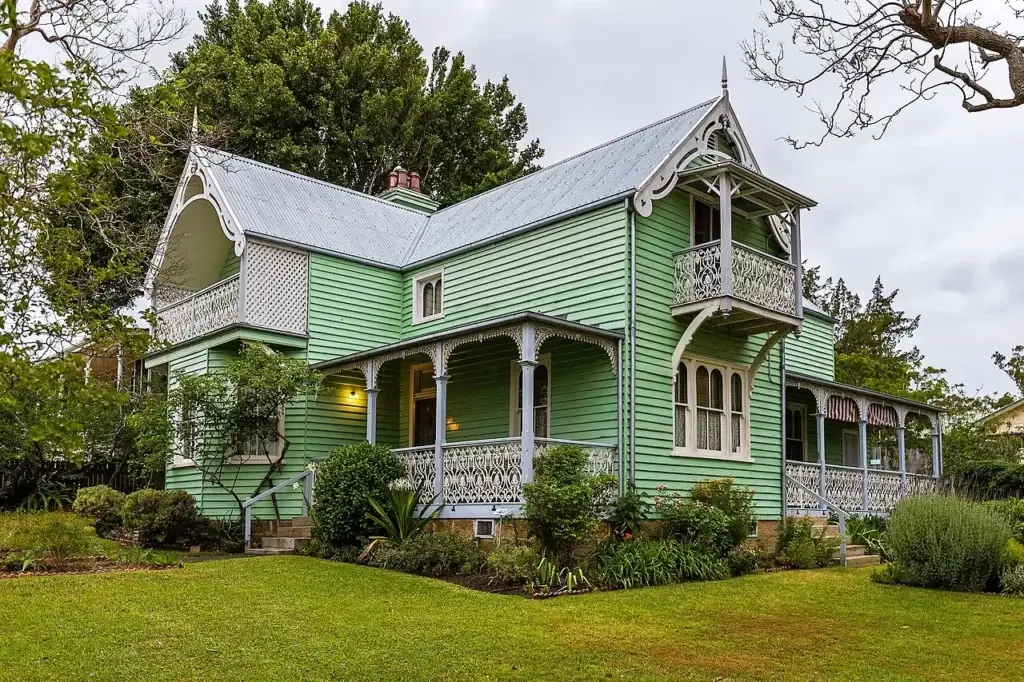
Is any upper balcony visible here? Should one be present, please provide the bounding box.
[153,241,308,347]
[667,160,816,336]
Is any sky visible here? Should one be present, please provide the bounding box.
[157,0,1024,396]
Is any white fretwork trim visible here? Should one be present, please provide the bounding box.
[443,326,524,369]
[532,325,618,375]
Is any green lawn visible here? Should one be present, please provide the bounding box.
[1,557,1022,681]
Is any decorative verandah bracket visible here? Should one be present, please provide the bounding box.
[747,329,788,390]
[670,305,717,375]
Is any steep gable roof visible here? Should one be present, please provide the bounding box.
[188,97,719,268]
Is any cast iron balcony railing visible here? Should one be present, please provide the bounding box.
[673,241,798,317]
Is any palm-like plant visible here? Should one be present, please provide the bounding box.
[366,481,439,545]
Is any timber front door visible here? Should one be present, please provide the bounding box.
[411,364,436,447]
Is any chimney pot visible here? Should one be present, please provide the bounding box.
[395,167,409,189]
[409,172,421,193]
[387,170,399,190]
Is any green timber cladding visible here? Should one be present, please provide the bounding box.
[632,190,785,516]
[149,93,851,522]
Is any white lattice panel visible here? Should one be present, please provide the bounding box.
[674,243,722,305]
[732,244,797,316]
[866,470,903,511]
[394,446,435,494]
[244,242,308,334]
[156,277,239,345]
[785,462,821,510]
[443,440,523,505]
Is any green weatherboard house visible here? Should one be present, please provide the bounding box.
[144,76,943,545]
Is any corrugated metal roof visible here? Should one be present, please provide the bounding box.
[198,148,427,266]
[195,97,717,267]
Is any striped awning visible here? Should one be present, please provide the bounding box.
[788,372,941,428]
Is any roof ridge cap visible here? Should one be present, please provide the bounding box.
[195,145,430,219]
[427,96,719,218]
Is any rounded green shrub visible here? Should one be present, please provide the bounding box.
[888,495,1012,592]
[1001,565,1024,598]
[368,531,484,576]
[72,486,126,537]
[486,543,539,584]
[522,445,617,565]
[689,478,756,549]
[311,442,406,549]
[660,500,733,557]
[122,489,198,547]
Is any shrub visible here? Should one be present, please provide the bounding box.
[1001,565,1024,598]
[1003,538,1024,569]
[368,532,484,576]
[122,489,198,547]
[311,442,406,549]
[72,486,126,537]
[689,478,756,549]
[522,445,616,565]
[592,538,728,590]
[948,460,1024,499]
[775,517,838,569]
[727,547,761,576]
[486,543,539,584]
[887,495,1011,592]
[657,495,733,558]
[189,516,244,553]
[984,498,1024,543]
[609,485,651,539]
[20,513,98,567]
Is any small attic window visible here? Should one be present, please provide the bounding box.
[414,270,443,324]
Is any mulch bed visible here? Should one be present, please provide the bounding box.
[0,554,183,580]
[439,572,527,594]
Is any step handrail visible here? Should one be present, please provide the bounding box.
[242,468,315,551]
[785,474,849,566]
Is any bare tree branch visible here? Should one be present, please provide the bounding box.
[743,0,1024,146]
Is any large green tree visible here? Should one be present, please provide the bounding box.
[58,0,543,311]
[2,0,183,486]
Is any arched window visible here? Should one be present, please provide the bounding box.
[696,365,724,451]
[422,281,435,318]
[730,373,744,454]
[414,271,444,323]
[674,363,688,448]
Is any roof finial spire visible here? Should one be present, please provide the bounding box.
[191,105,199,142]
[721,56,729,96]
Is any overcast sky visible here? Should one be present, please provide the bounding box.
[160,0,1023,396]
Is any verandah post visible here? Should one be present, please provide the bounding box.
[365,358,377,444]
[520,323,537,484]
[816,412,826,512]
[859,416,869,512]
[931,414,942,482]
[433,342,447,500]
[718,171,734,307]
[897,425,907,494]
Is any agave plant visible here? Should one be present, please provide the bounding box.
[366,480,439,546]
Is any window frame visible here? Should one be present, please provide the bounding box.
[412,269,445,324]
[690,195,722,246]
[785,404,807,462]
[672,355,751,462]
[509,353,552,438]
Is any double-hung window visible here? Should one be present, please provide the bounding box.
[673,357,750,460]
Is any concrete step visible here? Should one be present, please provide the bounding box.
[844,553,880,568]
[290,516,312,528]
[245,547,293,556]
[262,536,298,551]
[275,525,312,539]
[841,544,868,558]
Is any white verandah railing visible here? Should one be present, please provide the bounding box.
[392,437,618,507]
[786,461,937,514]
[156,276,240,346]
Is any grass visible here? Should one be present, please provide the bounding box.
[0,557,1022,681]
